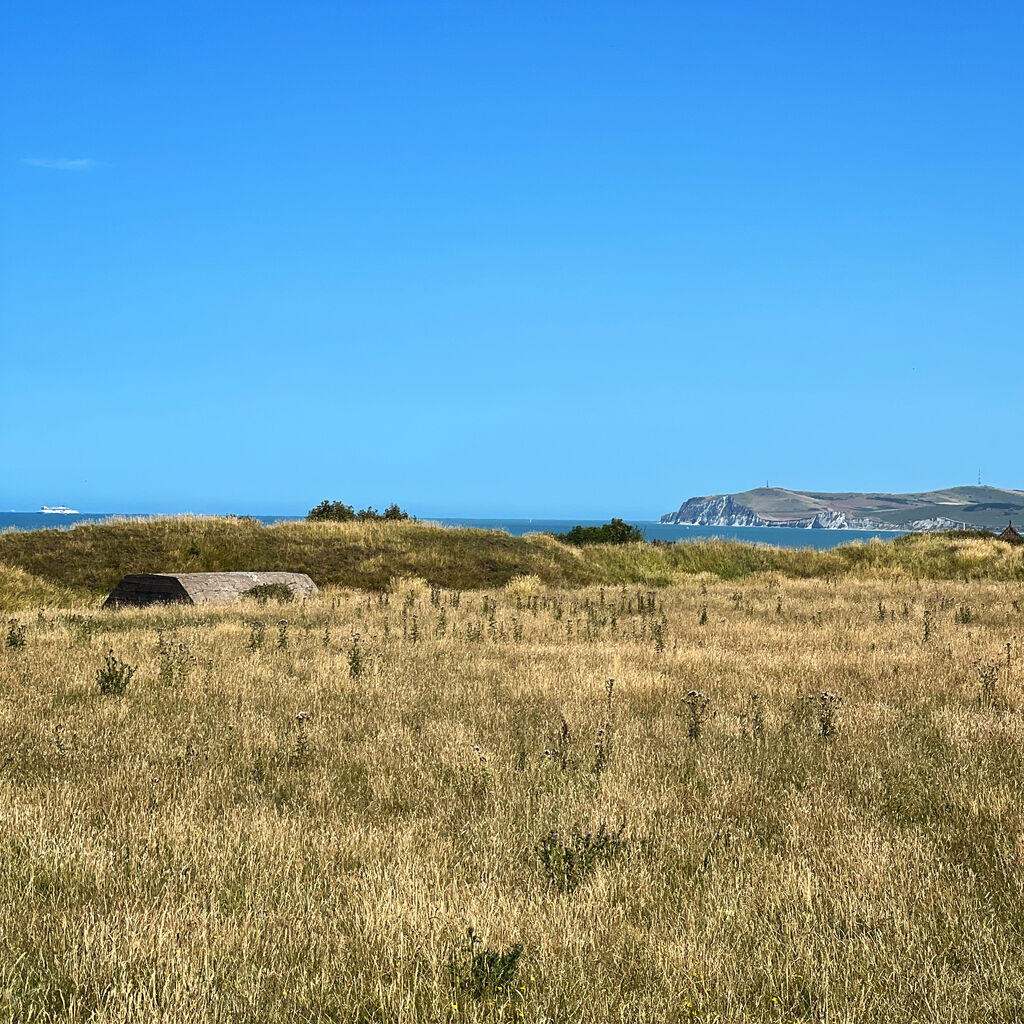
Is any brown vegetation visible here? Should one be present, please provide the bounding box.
[2,571,1023,1021]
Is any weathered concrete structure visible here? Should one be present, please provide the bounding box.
[103,571,318,608]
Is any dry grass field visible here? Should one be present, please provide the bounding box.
[3,567,1024,1022]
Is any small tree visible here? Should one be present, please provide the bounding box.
[307,500,356,522]
[554,518,645,547]
[307,500,411,522]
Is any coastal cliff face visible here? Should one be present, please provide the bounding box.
[660,496,896,530]
[662,495,775,528]
[900,517,975,532]
[661,494,972,531]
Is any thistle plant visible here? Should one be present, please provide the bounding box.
[447,927,523,1004]
[652,619,665,652]
[5,618,26,650]
[471,744,490,791]
[680,689,711,741]
[806,690,842,739]
[159,637,195,686]
[536,824,625,892]
[743,693,765,739]
[975,659,999,707]
[604,677,615,719]
[246,619,266,651]
[955,605,976,625]
[289,712,312,769]
[96,650,136,696]
[347,633,364,678]
[591,727,610,777]
[543,717,572,771]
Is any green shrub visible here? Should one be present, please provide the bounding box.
[447,928,524,1003]
[536,824,626,891]
[307,500,356,522]
[307,500,410,522]
[96,650,136,696]
[6,618,26,649]
[554,518,645,547]
[244,583,294,604]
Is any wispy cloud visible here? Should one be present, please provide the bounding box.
[23,158,103,171]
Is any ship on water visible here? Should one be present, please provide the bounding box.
[39,505,80,514]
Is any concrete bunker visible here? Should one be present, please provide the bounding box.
[103,571,318,608]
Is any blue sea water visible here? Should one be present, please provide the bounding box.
[0,512,906,549]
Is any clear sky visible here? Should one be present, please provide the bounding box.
[2,1,1022,517]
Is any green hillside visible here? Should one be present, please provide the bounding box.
[1,517,1024,610]
[0,517,594,594]
[731,485,1024,530]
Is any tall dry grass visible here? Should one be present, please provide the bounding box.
[0,563,88,613]
[2,574,1023,1021]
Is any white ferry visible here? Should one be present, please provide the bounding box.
[39,505,80,514]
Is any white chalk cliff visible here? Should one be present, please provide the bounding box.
[661,494,971,531]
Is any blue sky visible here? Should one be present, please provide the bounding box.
[2,1,1022,517]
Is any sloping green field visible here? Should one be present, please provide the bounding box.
[718,485,1024,529]
[1,518,1023,610]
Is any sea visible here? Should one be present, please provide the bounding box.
[0,512,907,550]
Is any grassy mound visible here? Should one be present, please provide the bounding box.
[586,532,1024,584]
[0,562,91,613]
[0,517,594,594]
[1,518,1021,603]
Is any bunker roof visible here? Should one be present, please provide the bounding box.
[103,571,317,607]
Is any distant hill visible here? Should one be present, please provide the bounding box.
[661,486,1024,531]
